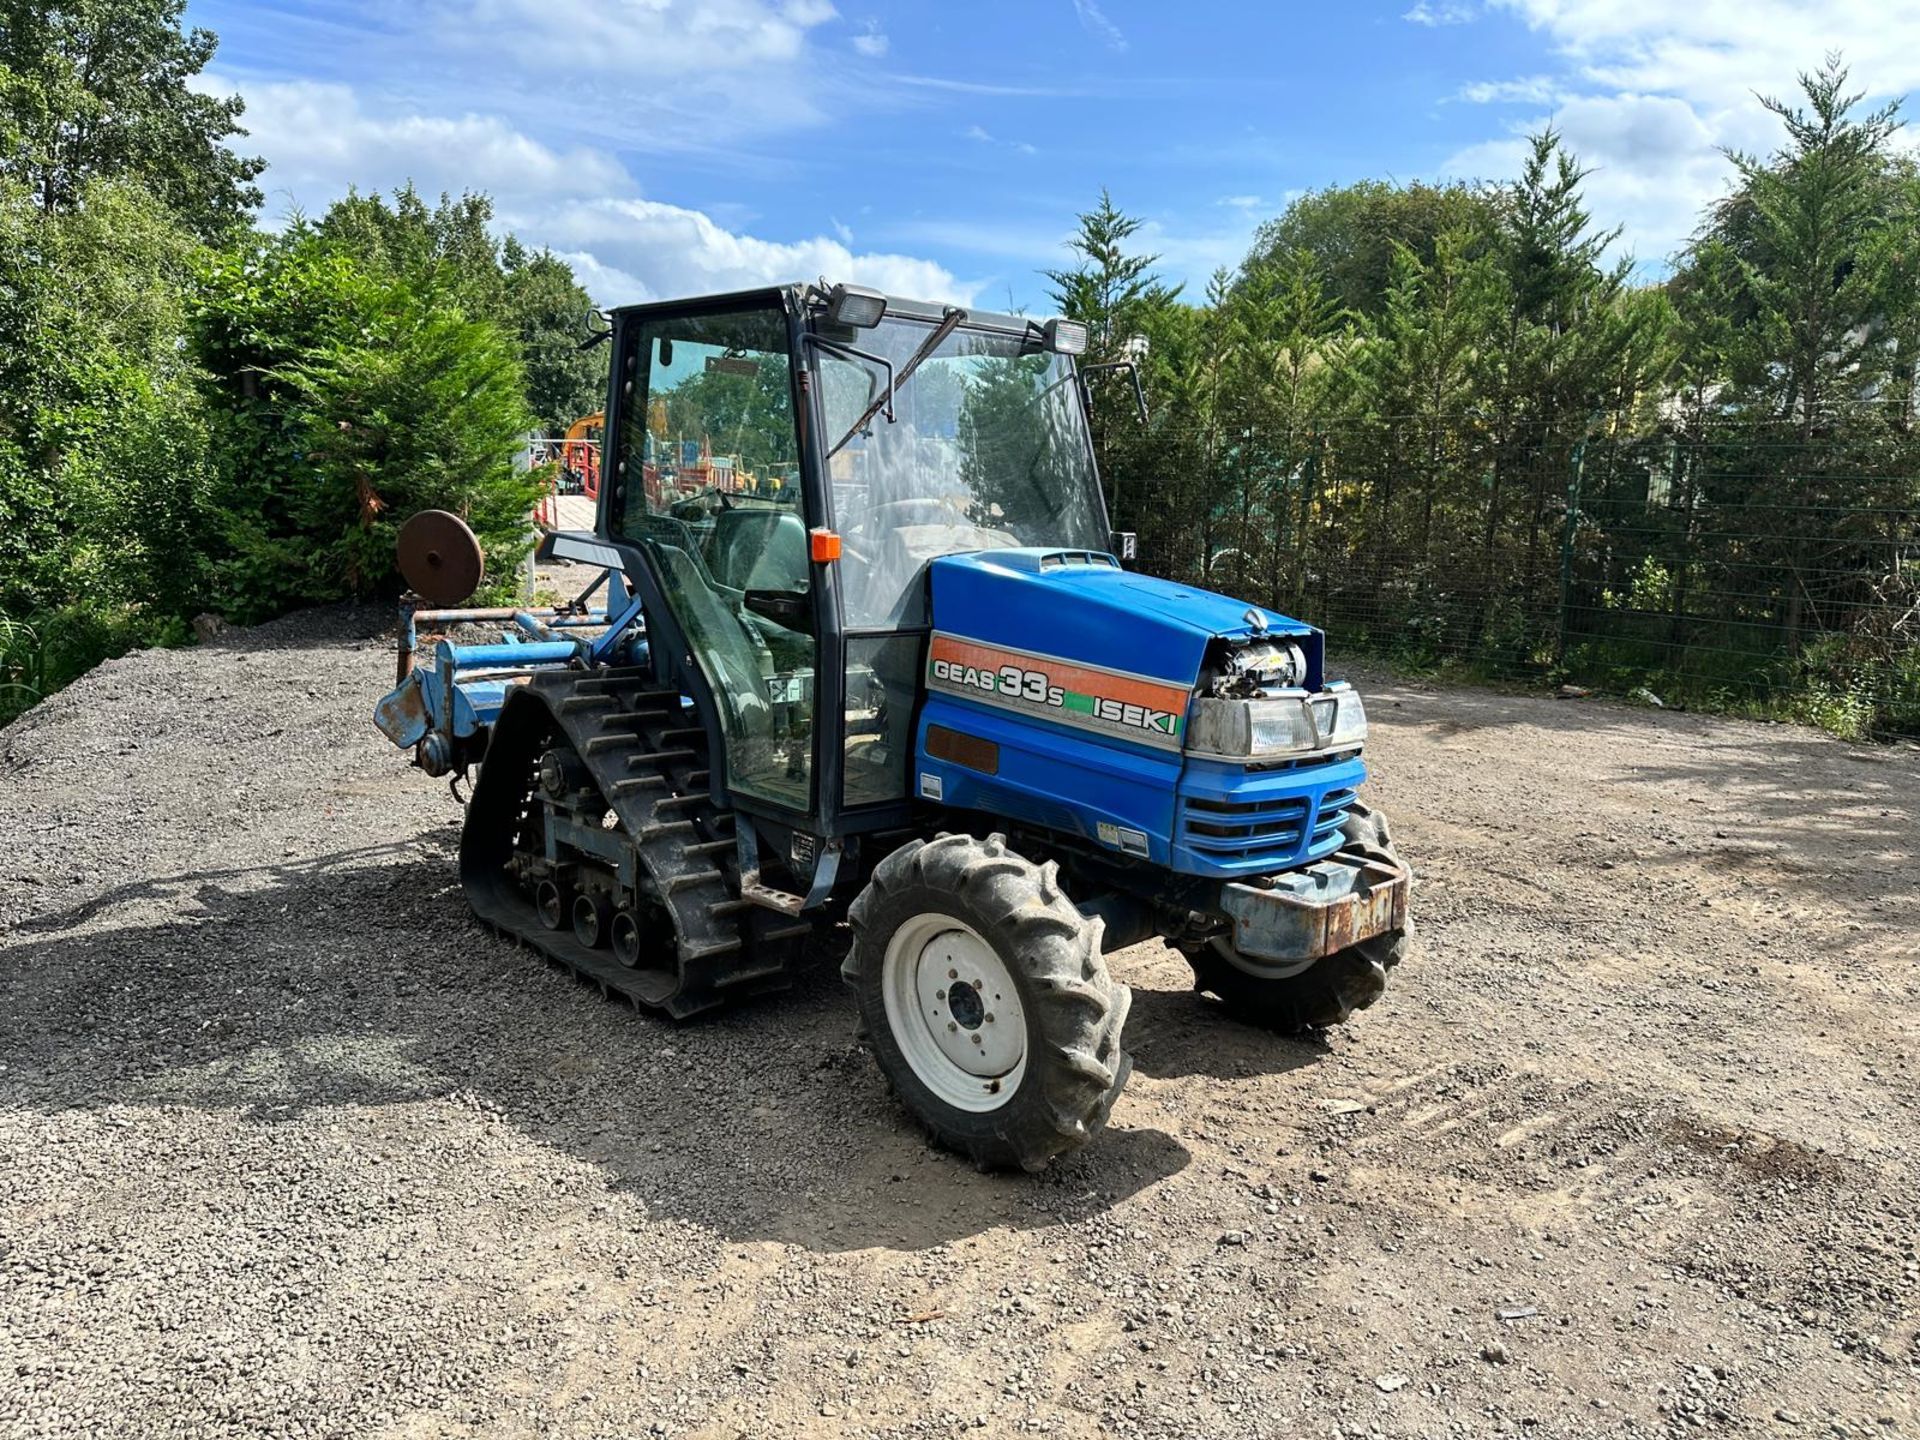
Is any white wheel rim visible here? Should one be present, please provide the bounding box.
[882,913,1027,1114]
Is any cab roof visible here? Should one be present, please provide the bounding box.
[606,283,1044,339]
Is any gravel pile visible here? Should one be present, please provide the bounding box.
[2,601,1916,1438]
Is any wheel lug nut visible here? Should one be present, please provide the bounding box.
[947,1022,957,1032]
[970,1034,982,1045]
[985,1013,995,1023]
[947,968,958,980]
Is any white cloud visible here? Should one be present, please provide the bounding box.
[396,0,863,157]
[532,197,973,305]
[1438,1,1920,269]
[1491,0,1920,106]
[214,69,968,311]
[1070,0,1127,52]
[442,0,838,72]
[551,249,652,309]
[1457,75,1565,105]
[1442,92,1727,266]
[851,20,889,57]
[1405,1,1477,25]
[961,123,1038,156]
[228,78,629,208]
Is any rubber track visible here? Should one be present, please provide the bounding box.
[459,669,809,1019]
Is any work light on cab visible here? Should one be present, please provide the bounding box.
[824,282,887,329]
[1042,317,1088,355]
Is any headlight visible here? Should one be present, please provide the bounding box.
[1186,686,1368,758]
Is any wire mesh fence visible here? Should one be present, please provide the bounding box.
[1099,415,1920,741]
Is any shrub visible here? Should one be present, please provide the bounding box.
[193,229,544,621]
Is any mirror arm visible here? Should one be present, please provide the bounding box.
[578,308,613,352]
[1078,358,1150,425]
[803,334,895,427]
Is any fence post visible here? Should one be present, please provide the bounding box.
[1555,423,1594,666]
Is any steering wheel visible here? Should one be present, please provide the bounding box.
[865,497,967,530]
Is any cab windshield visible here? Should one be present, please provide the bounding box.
[816,318,1107,629]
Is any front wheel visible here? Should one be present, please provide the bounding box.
[843,833,1133,1172]
[1187,801,1410,1032]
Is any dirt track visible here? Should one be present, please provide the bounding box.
[2,603,1916,1439]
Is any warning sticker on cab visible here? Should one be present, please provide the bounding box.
[926,633,1189,749]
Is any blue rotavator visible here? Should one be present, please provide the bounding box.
[375,282,1411,1172]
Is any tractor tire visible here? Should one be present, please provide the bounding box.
[1187,801,1409,1033]
[843,833,1134,1173]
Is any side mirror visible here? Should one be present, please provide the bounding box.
[743,588,812,633]
[1078,358,1150,425]
[578,308,612,351]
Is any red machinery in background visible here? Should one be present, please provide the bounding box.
[532,413,604,528]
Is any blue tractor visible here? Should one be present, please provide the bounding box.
[376,283,1411,1172]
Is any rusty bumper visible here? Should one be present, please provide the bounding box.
[1217,843,1411,967]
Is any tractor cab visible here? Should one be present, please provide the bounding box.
[591,284,1109,858]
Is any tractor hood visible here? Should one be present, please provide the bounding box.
[926,549,1324,697]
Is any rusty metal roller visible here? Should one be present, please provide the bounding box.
[396,509,485,606]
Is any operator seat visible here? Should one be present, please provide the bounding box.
[704,507,808,594]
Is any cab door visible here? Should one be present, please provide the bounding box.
[606,297,820,815]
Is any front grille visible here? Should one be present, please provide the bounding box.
[1182,783,1356,865]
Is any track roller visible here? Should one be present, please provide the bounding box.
[534,879,567,931]
[572,892,612,948]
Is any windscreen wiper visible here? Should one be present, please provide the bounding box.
[829,306,968,458]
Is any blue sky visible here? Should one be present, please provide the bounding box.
[184,0,1920,312]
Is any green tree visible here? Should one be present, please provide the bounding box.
[317,185,507,318]
[503,236,605,429]
[1045,191,1188,565]
[1473,131,1653,655]
[314,185,603,430]
[0,175,209,618]
[957,352,1058,535]
[192,223,543,619]
[279,293,542,599]
[1223,247,1347,609]
[1244,180,1496,320]
[1342,230,1500,591]
[657,352,797,479]
[1683,57,1908,652]
[1711,58,1900,427]
[0,0,262,236]
[1044,188,1183,361]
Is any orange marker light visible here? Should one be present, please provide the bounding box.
[809,528,843,563]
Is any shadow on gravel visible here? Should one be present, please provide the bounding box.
[0,841,1191,1254]
[1121,986,1331,1082]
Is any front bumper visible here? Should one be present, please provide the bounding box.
[1217,841,1410,965]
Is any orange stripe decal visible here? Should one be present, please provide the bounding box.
[925,633,1190,748]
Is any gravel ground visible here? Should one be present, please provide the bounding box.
[1,599,1916,1440]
